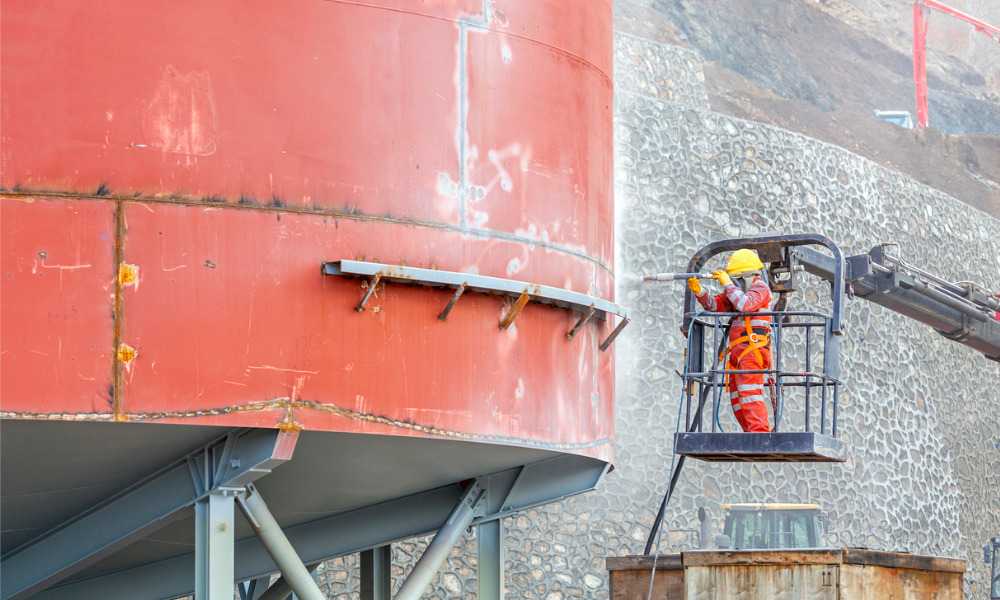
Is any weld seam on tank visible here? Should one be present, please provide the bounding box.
[458,21,469,231]
[0,401,612,451]
[0,190,615,274]
[110,197,126,420]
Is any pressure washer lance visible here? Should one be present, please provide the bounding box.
[642,272,714,282]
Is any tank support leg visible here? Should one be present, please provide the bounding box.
[254,564,319,600]
[238,576,270,600]
[394,479,487,600]
[237,485,326,600]
[360,546,392,600]
[478,519,505,600]
[195,492,236,600]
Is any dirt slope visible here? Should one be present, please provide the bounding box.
[615,0,1000,218]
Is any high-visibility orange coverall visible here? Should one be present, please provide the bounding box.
[694,275,773,432]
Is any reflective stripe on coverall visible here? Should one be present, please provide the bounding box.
[694,275,773,433]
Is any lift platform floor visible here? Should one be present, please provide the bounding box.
[674,432,847,463]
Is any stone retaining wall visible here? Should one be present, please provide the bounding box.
[610,36,1000,599]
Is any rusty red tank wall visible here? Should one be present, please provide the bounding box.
[1,1,616,460]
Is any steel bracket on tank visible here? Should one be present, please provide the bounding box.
[322,260,630,350]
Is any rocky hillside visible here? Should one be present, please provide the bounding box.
[615,0,1000,218]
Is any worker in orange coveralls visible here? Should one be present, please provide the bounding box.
[688,249,773,433]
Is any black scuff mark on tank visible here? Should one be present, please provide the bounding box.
[202,194,225,204]
[95,182,111,196]
[238,194,256,206]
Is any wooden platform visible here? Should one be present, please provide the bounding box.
[607,549,965,599]
[674,432,848,462]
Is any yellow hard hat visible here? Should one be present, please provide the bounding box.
[725,249,764,276]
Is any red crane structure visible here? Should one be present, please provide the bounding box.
[912,0,1000,129]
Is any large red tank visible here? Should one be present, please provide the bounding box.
[1,1,619,597]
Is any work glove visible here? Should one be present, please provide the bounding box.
[687,277,702,295]
[712,270,732,286]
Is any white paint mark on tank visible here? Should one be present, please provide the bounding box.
[506,257,520,275]
[490,7,509,27]
[141,66,218,157]
[485,144,520,193]
[502,45,512,63]
[437,172,460,197]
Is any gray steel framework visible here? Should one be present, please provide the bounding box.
[29,454,609,600]
[394,480,487,600]
[195,493,237,600]
[477,520,505,600]
[0,428,297,600]
[360,546,392,600]
[237,485,326,600]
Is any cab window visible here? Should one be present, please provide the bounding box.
[730,512,767,550]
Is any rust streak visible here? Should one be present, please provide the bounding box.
[118,263,138,285]
[499,291,530,330]
[116,344,138,363]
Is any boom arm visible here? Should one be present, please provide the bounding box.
[790,244,1000,363]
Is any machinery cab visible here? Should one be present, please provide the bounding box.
[674,234,848,463]
[719,503,829,550]
[987,536,1000,600]
[872,110,915,129]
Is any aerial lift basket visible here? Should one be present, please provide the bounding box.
[674,234,848,463]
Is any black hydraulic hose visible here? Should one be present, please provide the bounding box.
[643,431,693,554]
[644,323,732,555]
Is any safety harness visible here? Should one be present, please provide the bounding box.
[719,315,771,365]
[721,316,775,419]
